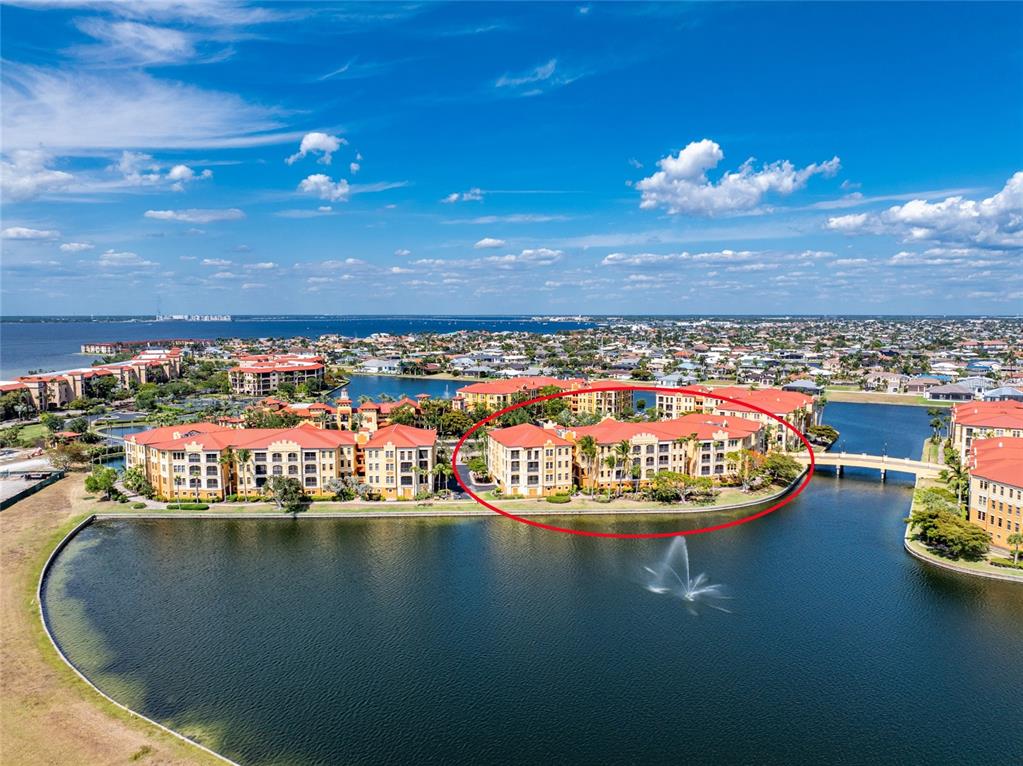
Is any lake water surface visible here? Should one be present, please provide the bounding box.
[42,403,1023,765]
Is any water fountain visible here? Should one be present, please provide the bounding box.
[643,537,730,614]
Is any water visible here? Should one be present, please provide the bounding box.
[643,537,730,614]
[41,404,1023,765]
[0,316,593,378]
[335,374,462,403]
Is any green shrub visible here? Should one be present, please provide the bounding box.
[131,501,147,509]
[546,494,571,504]
[990,557,1023,570]
[309,494,334,502]
[166,502,209,510]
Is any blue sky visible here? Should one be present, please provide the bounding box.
[1,1,1021,316]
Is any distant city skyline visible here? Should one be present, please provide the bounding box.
[1,1,1021,315]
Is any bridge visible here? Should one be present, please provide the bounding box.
[794,451,943,481]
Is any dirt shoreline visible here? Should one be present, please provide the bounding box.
[0,478,218,765]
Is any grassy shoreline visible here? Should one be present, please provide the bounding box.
[824,389,952,407]
[1,478,219,765]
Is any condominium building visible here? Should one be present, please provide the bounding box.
[705,387,816,452]
[455,376,584,412]
[228,354,325,396]
[125,422,357,500]
[566,413,766,491]
[967,437,1023,550]
[125,421,437,501]
[950,401,1023,457]
[359,424,438,499]
[486,423,575,497]
[454,376,629,417]
[4,347,183,411]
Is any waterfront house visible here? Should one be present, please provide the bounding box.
[925,383,975,402]
[949,401,1023,457]
[486,423,575,497]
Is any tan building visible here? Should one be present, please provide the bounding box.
[455,376,629,417]
[10,347,183,411]
[967,437,1023,551]
[566,413,766,492]
[950,401,1023,458]
[487,423,575,497]
[125,422,358,501]
[358,424,438,500]
[228,354,325,396]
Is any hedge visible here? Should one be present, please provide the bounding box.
[165,503,210,510]
[546,494,572,504]
[131,501,147,509]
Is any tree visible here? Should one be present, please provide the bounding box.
[1007,533,1023,565]
[122,466,155,498]
[614,440,632,496]
[577,435,598,495]
[244,409,301,429]
[763,452,802,485]
[65,416,90,434]
[388,405,418,426]
[218,447,236,495]
[439,409,474,438]
[265,476,307,512]
[467,456,490,480]
[84,465,119,500]
[939,448,969,510]
[134,383,161,411]
[908,493,990,560]
[433,462,454,495]
[726,449,766,492]
[40,412,64,433]
[235,448,252,497]
[46,441,89,471]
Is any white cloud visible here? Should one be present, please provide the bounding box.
[286,132,347,165]
[826,213,870,231]
[442,187,484,203]
[601,252,688,267]
[394,248,412,256]
[298,174,350,202]
[73,18,198,66]
[111,152,213,191]
[483,247,562,268]
[144,208,244,223]
[252,261,278,269]
[2,226,60,240]
[201,258,232,267]
[635,138,840,216]
[1,150,74,201]
[97,249,156,268]
[241,282,265,289]
[350,162,360,174]
[1,63,295,151]
[444,214,569,224]
[473,237,506,249]
[59,242,95,252]
[495,58,582,96]
[825,172,1023,249]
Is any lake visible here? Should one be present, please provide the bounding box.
[42,403,1023,765]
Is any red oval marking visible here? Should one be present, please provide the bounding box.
[451,385,816,539]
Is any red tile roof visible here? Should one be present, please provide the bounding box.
[706,386,813,415]
[363,424,437,449]
[127,421,357,450]
[489,423,573,448]
[572,413,763,445]
[457,376,584,396]
[970,437,1023,487]
[954,401,1023,429]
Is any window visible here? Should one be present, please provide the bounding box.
[255,452,266,462]
[288,465,298,475]
[272,453,282,463]
[272,465,283,475]
[188,453,201,463]
[172,452,185,460]
[288,453,298,462]
[304,452,316,461]
[206,466,218,476]
[305,477,317,487]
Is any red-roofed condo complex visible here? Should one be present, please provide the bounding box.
[228,354,325,396]
[968,437,1023,551]
[125,421,437,501]
[487,423,575,497]
[950,401,1023,457]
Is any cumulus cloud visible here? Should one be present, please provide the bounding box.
[59,242,95,252]
[201,258,232,267]
[298,174,350,202]
[97,249,156,268]
[483,247,562,268]
[635,139,840,216]
[144,208,244,223]
[473,237,506,249]
[286,132,347,165]
[112,152,213,191]
[442,187,484,203]
[252,261,278,269]
[826,172,1023,249]
[1,150,74,201]
[2,226,60,240]
[394,248,412,256]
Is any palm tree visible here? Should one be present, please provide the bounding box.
[578,435,597,495]
[603,454,618,499]
[235,448,251,499]
[1007,532,1023,565]
[673,433,698,475]
[939,449,969,511]
[218,447,235,495]
[432,462,453,495]
[614,440,631,497]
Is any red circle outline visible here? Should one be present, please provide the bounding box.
[451,385,816,539]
